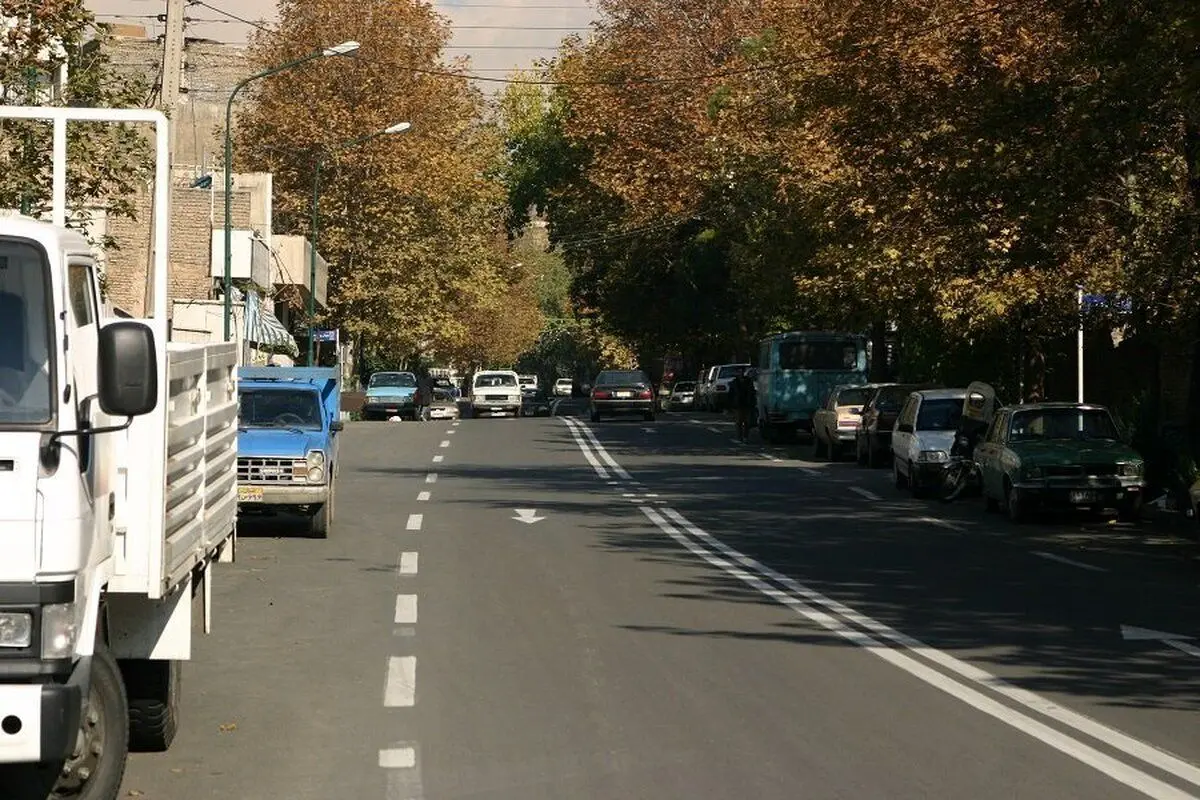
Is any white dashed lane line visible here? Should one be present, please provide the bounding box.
[379,747,416,768]
[417,491,430,502]
[398,552,418,576]
[394,595,419,624]
[406,514,423,531]
[384,656,417,707]
[432,455,444,463]
[425,473,437,483]
[439,440,450,448]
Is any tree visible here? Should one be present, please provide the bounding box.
[235,0,524,367]
[0,1,150,231]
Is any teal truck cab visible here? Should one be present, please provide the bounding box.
[236,367,342,536]
[756,331,868,442]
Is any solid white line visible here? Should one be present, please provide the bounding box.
[439,440,450,448]
[394,594,418,624]
[406,514,423,531]
[572,420,633,479]
[849,486,882,501]
[384,657,416,707]
[561,418,611,479]
[432,455,444,463]
[730,438,744,445]
[707,427,721,434]
[918,516,965,532]
[1032,551,1108,573]
[417,491,430,502]
[800,467,821,477]
[398,552,418,576]
[1167,639,1200,660]
[425,473,437,484]
[647,507,1198,799]
[379,747,416,768]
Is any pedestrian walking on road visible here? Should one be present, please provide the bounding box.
[729,366,756,442]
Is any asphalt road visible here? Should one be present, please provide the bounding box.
[119,404,1200,799]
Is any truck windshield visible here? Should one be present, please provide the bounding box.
[778,340,860,371]
[239,389,323,430]
[0,240,53,426]
[475,373,517,388]
[369,373,416,389]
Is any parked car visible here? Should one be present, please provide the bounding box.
[706,363,752,411]
[975,402,1146,522]
[426,387,461,421]
[470,370,522,417]
[890,388,968,496]
[519,374,539,396]
[856,383,930,467]
[553,377,574,397]
[812,383,883,460]
[590,369,656,422]
[668,380,697,411]
[696,365,719,411]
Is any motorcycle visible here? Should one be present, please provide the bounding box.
[939,432,981,502]
[937,381,1000,503]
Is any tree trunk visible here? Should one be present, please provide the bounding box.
[1025,339,1046,404]
[869,320,889,381]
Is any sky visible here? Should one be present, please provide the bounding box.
[87,0,597,82]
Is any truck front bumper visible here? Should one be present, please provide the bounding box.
[0,658,84,764]
[238,484,329,507]
[1012,477,1143,508]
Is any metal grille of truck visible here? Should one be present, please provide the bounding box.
[238,457,305,483]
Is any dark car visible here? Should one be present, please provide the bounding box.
[856,383,933,467]
[589,369,655,422]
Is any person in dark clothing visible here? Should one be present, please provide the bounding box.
[728,366,756,442]
[414,373,435,421]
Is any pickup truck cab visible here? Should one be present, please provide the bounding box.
[236,367,342,537]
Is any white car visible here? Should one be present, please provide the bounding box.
[553,377,574,397]
[891,388,968,497]
[471,370,522,416]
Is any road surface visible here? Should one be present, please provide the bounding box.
[119,405,1200,799]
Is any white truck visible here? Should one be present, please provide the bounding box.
[0,107,237,799]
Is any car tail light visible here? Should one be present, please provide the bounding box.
[593,390,612,400]
[638,390,652,399]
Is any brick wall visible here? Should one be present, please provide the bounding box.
[105,186,251,317]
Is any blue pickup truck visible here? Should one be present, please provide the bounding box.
[236,367,342,537]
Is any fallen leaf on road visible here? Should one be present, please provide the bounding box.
[218,722,237,732]
[126,791,144,797]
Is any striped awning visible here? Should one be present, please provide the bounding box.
[243,289,299,357]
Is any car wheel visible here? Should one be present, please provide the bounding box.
[813,433,827,460]
[829,441,842,461]
[893,458,908,490]
[856,435,868,465]
[983,487,999,513]
[867,438,878,468]
[1005,480,1026,523]
[590,410,601,423]
[909,463,927,498]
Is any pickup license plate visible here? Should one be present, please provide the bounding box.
[615,391,632,398]
[238,486,264,503]
[1069,490,1097,504]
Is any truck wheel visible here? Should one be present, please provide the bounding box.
[309,502,331,538]
[39,643,128,800]
[123,658,180,752]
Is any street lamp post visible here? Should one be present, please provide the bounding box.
[222,40,360,342]
[308,121,411,365]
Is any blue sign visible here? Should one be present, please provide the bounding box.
[313,329,338,342]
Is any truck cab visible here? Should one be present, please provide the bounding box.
[236,367,342,538]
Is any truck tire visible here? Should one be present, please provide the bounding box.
[123,658,180,752]
[5,643,130,800]
[310,501,331,538]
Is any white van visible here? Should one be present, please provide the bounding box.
[471,370,522,417]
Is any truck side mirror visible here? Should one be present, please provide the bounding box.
[330,420,345,432]
[98,321,158,417]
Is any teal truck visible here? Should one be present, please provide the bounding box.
[756,331,869,442]
[362,370,420,420]
[236,367,342,536]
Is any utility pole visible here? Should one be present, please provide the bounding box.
[161,0,186,109]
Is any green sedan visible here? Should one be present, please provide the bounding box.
[975,402,1145,522]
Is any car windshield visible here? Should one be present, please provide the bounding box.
[0,240,53,426]
[1009,407,1120,442]
[916,397,964,431]
[239,389,323,430]
[837,387,872,407]
[597,371,649,386]
[556,378,572,385]
[673,382,696,392]
[369,372,416,389]
[519,377,536,386]
[475,373,517,388]
[778,340,859,371]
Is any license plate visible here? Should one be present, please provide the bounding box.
[238,486,264,502]
[1069,490,1097,504]
[616,391,632,398]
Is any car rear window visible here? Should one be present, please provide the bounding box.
[674,382,696,392]
[916,397,964,431]
[837,387,872,406]
[597,371,650,385]
[718,365,749,379]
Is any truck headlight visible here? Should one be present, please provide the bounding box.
[918,450,948,463]
[0,612,32,648]
[307,465,325,483]
[307,450,325,468]
[1022,465,1044,480]
[41,603,79,659]
[1118,462,1143,477]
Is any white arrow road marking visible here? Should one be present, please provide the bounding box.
[513,508,545,524]
[1122,626,1200,659]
